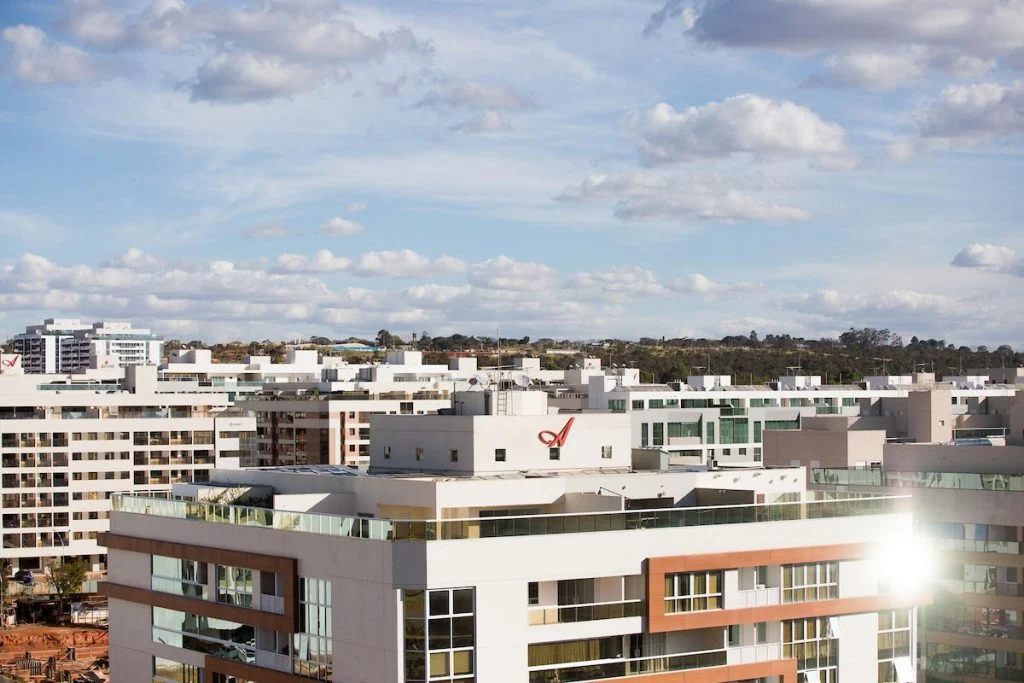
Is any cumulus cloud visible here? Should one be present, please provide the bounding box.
[348,250,466,278]
[450,111,511,134]
[185,52,326,103]
[62,0,191,51]
[243,222,302,239]
[468,256,558,292]
[920,82,1024,144]
[320,217,364,237]
[804,51,927,91]
[638,96,847,165]
[951,243,1024,277]
[275,249,350,273]
[786,288,980,320]
[1,25,103,84]
[669,273,756,297]
[416,81,534,112]
[403,284,472,307]
[656,0,1024,69]
[564,267,667,301]
[556,172,810,223]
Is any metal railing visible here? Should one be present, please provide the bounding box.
[529,646,733,683]
[527,599,643,625]
[113,491,909,543]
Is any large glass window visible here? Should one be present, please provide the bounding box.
[782,562,839,603]
[216,565,253,608]
[719,418,749,444]
[927,643,1024,680]
[878,609,912,682]
[152,555,207,600]
[151,607,255,663]
[783,617,838,682]
[667,421,701,438]
[293,577,332,681]
[152,656,200,683]
[652,424,664,447]
[640,424,648,448]
[664,571,722,613]
[404,588,475,683]
[765,419,800,431]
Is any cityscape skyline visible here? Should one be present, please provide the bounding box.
[1,1,1023,346]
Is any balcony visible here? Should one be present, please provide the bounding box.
[113,490,909,544]
[528,599,644,625]
[258,593,286,615]
[528,647,731,683]
[732,586,781,608]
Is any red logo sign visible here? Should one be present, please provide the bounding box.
[538,417,575,447]
[1,355,19,368]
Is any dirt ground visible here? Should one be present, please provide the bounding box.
[0,625,108,664]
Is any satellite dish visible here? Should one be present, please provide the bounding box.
[514,375,530,388]
[469,377,479,386]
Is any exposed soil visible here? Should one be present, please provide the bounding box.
[0,626,108,663]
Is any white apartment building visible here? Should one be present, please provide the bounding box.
[105,389,925,683]
[13,319,163,373]
[0,356,254,575]
[582,372,1021,468]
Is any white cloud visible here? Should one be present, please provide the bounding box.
[787,288,980,319]
[275,249,350,273]
[102,247,166,270]
[804,51,927,91]
[669,273,756,297]
[638,96,847,165]
[654,0,1024,75]
[403,284,471,307]
[450,110,511,134]
[320,217,365,237]
[951,243,1024,277]
[920,82,1024,144]
[416,81,534,112]
[1,25,102,84]
[345,202,368,213]
[564,267,668,301]
[62,0,191,51]
[556,172,810,223]
[348,249,466,278]
[468,256,557,292]
[243,222,303,239]
[185,52,327,103]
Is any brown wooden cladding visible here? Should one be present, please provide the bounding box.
[647,543,931,632]
[204,655,315,683]
[598,658,798,682]
[99,532,299,632]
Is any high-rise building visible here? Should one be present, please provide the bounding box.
[12,319,163,373]
[0,360,254,577]
[104,390,927,683]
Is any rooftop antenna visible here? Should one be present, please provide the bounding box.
[873,356,891,376]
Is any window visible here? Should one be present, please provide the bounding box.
[608,400,626,412]
[706,422,715,444]
[719,418,749,444]
[783,617,838,682]
[756,621,768,644]
[450,449,459,463]
[495,448,506,462]
[404,588,475,683]
[765,419,800,431]
[294,577,333,681]
[416,447,424,461]
[151,555,207,600]
[878,609,912,682]
[753,422,762,443]
[728,624,740,647]
[640,423,649,448]
[153,656,201,683]
[664,571,722,613]
[384,446,391,459]
[755,565,768,587]
[652,423,664,447]
[528,582,539,606]
[151,606,254,661]
[549,447,560,460]
[667,421,701,438]
[601,445,613,459]
[216,565,254,608]
[557,578,594,606]
[632,400,644,410]
[782,562,838,603]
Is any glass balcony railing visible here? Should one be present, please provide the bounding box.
[113,491,909,543]
[527,599,644,625]
[528,647,729,683]
[812,468,1024,492]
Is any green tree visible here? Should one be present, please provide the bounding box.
[50,559,88,622]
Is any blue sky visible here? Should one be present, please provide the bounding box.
[0,0,1022,345]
